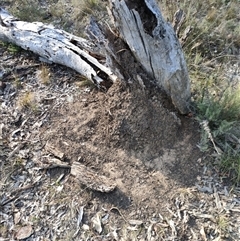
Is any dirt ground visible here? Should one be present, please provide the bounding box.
[1,42,240,241]
[43,76,202,205]
[1,5,240,240]
[38,20,203,219]
[38,70,205,238]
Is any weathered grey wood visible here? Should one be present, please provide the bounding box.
[0,8,117,89]
[71,162,116,192]
[0,1,191,114]
[110,0,191,114]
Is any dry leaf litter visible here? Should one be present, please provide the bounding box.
[0,14,240,241]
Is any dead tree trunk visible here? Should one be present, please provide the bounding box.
[0,0,191,114]
[110,0,190,114]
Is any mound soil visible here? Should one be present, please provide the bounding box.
[42,79,202,214]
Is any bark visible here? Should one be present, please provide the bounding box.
[0,1,191,114]
[45,142,65,160]
[71,162,116,192]
[110,0,191,114]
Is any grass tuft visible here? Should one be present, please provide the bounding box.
[220,153,240,185]
[216,214,230,237]
[36,65,51,85]
[196,84,240,184]
[17,91,38,112]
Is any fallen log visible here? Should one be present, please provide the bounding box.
[0,0,191,113]
[0,7,117,89]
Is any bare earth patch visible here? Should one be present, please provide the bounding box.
[42,77,202,207]
[1,45,240,240]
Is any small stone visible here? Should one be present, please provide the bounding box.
[82,224,90,231]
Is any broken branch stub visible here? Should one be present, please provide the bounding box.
[111,0,191,114]
[0,8,117,89]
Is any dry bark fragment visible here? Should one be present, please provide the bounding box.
[71,161,116,192]
[45,142,65,160]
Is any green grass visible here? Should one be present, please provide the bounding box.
[163,0,240,185]
[0,41,22,53]
[196,86,240,185]
[220,154,240,185]
[158,0,240,185]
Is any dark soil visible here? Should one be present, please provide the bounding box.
[41,77,202,216]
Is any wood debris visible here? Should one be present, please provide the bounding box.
[71,161,116,192]
[45,142,65,160]
[0,8,118,89]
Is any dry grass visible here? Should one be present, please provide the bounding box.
[36,65,51,85]
[17,91,38,112]
[7,0,47,22]
[158,0,240,184]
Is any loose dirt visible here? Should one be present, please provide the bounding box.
[1,43,240,241]
[42,74,202,212]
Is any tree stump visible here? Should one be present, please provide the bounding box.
[0,0,191,113]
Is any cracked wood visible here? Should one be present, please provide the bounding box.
[0,8,117,89]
